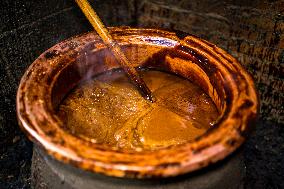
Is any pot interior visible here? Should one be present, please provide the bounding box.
[51,41,224,149]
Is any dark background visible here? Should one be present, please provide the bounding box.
[0,0,283,188]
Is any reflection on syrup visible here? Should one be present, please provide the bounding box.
[58,70,219,150]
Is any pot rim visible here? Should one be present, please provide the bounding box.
[16,27,259,178]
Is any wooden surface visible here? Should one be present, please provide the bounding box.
[137,0,284,123]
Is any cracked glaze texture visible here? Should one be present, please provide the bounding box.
[16,27,258,178]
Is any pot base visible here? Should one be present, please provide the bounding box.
[31,146,244,189]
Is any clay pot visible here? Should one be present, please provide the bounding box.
[16,27,258,179]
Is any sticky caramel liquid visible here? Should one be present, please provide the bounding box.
[58,70,219,150]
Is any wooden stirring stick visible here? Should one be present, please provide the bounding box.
[75,0,154,102]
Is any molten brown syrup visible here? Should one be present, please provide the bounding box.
[58,70,219,150]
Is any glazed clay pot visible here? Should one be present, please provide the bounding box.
[17,27,258,188]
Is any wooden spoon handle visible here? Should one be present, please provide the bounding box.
[75,0,154,102]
